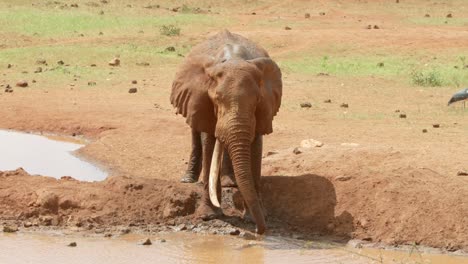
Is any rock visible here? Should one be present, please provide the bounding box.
[16,80,28,87]
[446,13,452,18]
[300,102,312,108]
[99,32,103,35]
[36,59,47,65]
[377,62,384,67]
[293,147,302,155]
[7,64,12,68]
[432,124,440,128]
[366,25,372,29]
[348,239,363,248]
[34,67,42,73]
[3,225,18,233]
[174,224,187,231]
[251,12,256,15]
[335,175,352,181]
[373,25,380,29]
[136,62,150,67]
[90,64,97,67]
[284,26,292,30]
[68,242,77,247]
[57,60,65,65]
[139,238,152,245]
[239,231,256,240]
[324,99,332,103]
[24,222,33,228]
[395,109,400,112]
[305,13,311,19]
[39,215,54,226]
[128,88,137,93]
[70,4,78,8]
[160,239,166,243]
[457,171,468,176]
[229,229,240,236]
[32,80,36,83]
[300,139,324,148]
[99,10,104,15]
[340,103,349,108]
[88,81,96,86]
[109,58,120,66]
[319,12,325,16]
[165,46,176,52]
[425,14,430,17]
[422,129,428,133]
[317,72,329,76]
[399,113,407,118]
[131,80,137,84]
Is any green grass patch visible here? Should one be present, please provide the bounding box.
[408,16,468,27]
[0,7,226,37]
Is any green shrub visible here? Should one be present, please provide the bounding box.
[160,25,180,36]
[410,70,443,87]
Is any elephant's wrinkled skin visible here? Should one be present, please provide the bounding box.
[170,30,282,234]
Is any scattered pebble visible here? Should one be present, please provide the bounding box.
[300,139,324,148]
[70,3,78,8]
[399,113,407,118]
[90,64,97,67]
[340,103,349,108]
[373,25,380,29]
[34,67,43,73]
[395,109,400,113]
[293,147,302,155]
[324,99,332,103]
[3,225,18,233]
[229,229,240,235]
[377,62,384,67]
[99,32,104,36]
[7,64,12,68]
[131,80,138,84]
[23,222,32,228]
[109,58,120,66]
[425,14,430,17]
[36,59,47,65]
[319,12,325,16]
[367,25,372,29]
[300,102,312,108]
[136,62,150,67]
[284,26,292,30]
[422,129,428,133]
[432,124,440,128]
[88,81,97,86]
[446,13,452,18]
[457,171,468,176]
[57,60,65,66]
[16,80,28,87]
[304,13,310,19]
[160,239,166,243]
[139,238,152,245]
[128,88,138,93]
[68,242,77,247]
[251,12,256,15]
[165,46,176,52]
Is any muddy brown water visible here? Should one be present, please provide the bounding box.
[0,130,107,181]
[0,232,466,264]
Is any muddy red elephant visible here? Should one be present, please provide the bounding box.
[170,30,282,234]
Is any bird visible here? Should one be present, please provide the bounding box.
[447,88,468,108]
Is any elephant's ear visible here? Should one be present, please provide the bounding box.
[249,57,283,135]
[170,56,217,134]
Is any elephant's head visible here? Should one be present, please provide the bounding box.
[170,55,282,234]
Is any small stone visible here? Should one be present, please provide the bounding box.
[104,233,112,237]
[457,171,468,176]
[319,12,325,16]
[136,62,150,67]
[340,103,349,108]
[373,25,380,29]
[251,12,256,15]
[399,113,407,118]
[229,229,240,235]
[109,58,120,66]
[57,60,65,65]
[422,129,428,133]
[90,64,97,67]
[34,67,42,73]
[99,10,104,15]
[16,80,28,87]
[139,238,152,245]
[335,175,352,181]
[174,224,187,231]
[128,88,137,93]
[425,14,430,17]
[377,62,384,67]
[70,4,78,8]
[324,99,332,103]
[24,222,32,228]
[446,13,452,18]
[395,109,400,113]
[300,139,324,148]
[165,46,176,52]
[7,64,12,68]
[432,124,440,128]
[32,80,36,83]
[131,80,137,84]
[160,239,166,243]
[88,81,96,86]
[293,147,302,155]
[305,13,310,18]
[3,225,18,233]
[68,242,77,247]
[36,59,47,65]
[284,26,292,30]
[99,32,103,35]
[300,102,312,108]
[239,231,256,240]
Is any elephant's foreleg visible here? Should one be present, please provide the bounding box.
[180,129,202,183]
[196,133,223,220]
[220,149,237,187]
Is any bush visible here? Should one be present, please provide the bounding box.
[160,25,180,36]
[410,70,443,87]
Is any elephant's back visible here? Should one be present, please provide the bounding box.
[187,30,269,60]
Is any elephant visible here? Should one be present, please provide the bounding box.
[170,30,282,234]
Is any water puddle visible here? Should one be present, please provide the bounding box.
[0,130,107,181]
[0,232,466,264]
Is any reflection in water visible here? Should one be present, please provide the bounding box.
[0,130,107,181]
[0,232,466,264]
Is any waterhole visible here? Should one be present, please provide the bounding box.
[0,130,107,181]
[0,232,466,264]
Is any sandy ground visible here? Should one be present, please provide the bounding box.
[0,0,467,252]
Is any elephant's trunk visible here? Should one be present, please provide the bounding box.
[225,126,266,234]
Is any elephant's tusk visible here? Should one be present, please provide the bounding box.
[209,139,223,207]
